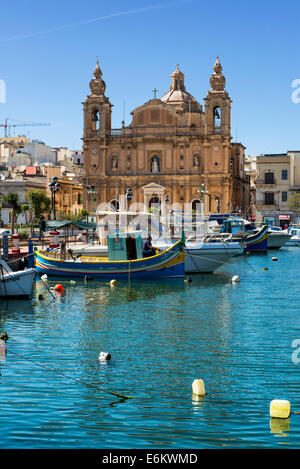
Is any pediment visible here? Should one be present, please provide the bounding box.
[142,182,166,192]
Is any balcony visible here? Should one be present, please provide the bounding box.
[255,178,277,186]
[255,202,280,210]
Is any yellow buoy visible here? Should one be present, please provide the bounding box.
[110,279,117,287]
[270,399,291,419]
[262,267,268,271]
[192,379,206,396]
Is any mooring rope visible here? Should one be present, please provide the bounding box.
[6,347,133,400]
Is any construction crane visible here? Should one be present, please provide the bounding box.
[0,118,51,138]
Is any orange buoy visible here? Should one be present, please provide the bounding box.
[54,284,64,293]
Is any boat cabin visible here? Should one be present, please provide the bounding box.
[107,231,143,261]
[221,218,245,236]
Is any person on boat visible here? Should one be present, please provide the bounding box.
[142,235,157,258]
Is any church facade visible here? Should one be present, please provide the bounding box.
[82,58,250,216]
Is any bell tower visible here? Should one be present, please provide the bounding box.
[83,60,112,179]
[204,56,231,136]
[83,60,112,138]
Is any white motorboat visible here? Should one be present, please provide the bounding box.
[154,237,243,273]
[0,254,35,298]
[286,226,300,246]
[265,227,292,249]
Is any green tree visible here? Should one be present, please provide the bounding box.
[287,193,300,215]
[19,203,30,225]
[4,192,21,234]
[27,191,51,235]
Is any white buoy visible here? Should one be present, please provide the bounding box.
[110,279,117,287]
[99,351,111,361]
[270,399,291,419]
[232,275,240,283]
[272,257,278,261]
[192,379,206,396]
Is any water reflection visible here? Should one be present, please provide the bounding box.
[270,418,290,436]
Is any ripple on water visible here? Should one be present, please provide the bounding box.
[0,248,300,448]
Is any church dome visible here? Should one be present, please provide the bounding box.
[161,89,198,104]
[160,65,201,110]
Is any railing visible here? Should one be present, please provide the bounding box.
[255,178,277,185]
[255,202,279,209]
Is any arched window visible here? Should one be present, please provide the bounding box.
[149,196,160,215]
[192,199,201,213]
[213,106,221,128]
[109,200,119,211]
[92,109,101,132]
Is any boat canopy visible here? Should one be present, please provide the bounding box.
[107,231,143,261]
[40,220,98,232]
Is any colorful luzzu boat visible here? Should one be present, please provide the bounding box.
[220,218,268,252]
[35,231,185,280]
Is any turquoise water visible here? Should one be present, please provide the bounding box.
[0,247,300,449]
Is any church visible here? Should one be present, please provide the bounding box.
[82,57,250,216]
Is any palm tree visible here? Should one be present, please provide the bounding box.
[4,192,21,234]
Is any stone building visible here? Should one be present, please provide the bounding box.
[255,151,300,226]
[82,58,249,216]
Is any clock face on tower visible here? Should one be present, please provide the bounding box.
[92,148,98,154]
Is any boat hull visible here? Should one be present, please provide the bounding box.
[240,225,268,252]
[185,242,242,273]
[267,232,292,249]
[35,241,185,279]
[0,268,35,297]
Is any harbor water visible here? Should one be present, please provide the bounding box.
[0,246,300,449]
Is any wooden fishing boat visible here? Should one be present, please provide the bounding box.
[220,218,268,252]
[35,232,185,280]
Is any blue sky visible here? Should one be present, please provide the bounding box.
[0,0,299,155]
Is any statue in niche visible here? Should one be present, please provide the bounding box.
[111,155,118,170]
[151,156,160,173]
[193,155,200,169]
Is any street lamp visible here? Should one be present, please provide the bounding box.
[87,185,96,222]
[125,187,133,211]
[48,176,61,220]
[164,194,169,230]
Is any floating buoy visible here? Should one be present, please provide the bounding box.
[38,294,45,301]
[232,275,240,283]
[54,284,64,293]
[272,257,278,261]
[110,279,117,287]
[192,379,206,397]
[262,267,268,271]
[270,399,290,419]
[99,351,111,361]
